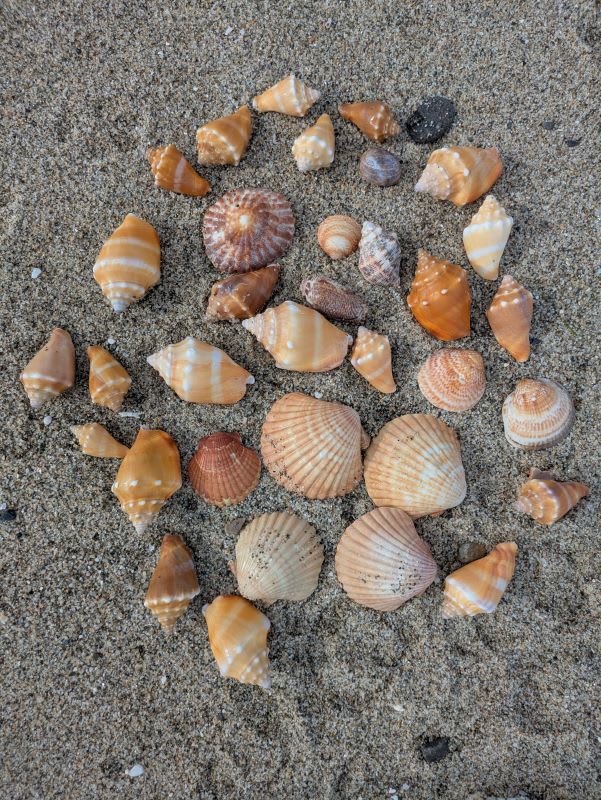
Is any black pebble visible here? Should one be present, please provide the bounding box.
[421,736,450,763]
[0,509,17,522]
[406,97,456,144]
[565,138,582,147]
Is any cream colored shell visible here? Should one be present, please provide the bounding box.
[502,378,574,451]
[292,114,335,172]
[350,327,396,394]
[463,194,513,280]
[252,75,320,116]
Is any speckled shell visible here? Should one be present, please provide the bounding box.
[339,101,399,142]
[358,221,401,287]
[442,542,517,618]
[417,349,485,412]
[230,512,324,605]
[350,327,395,394]
[93,214,160,312]
[112,429,182,534]
[415,146,502,206]
[70,423,129,458]
[203,188,294,274]
[359,147,401,186]
[87,345,131,412]
[502,378,575,451]
[147,337,254,405]
[188,432,261,507]
[300,275,367,322]
[364,414,467,518]
[206,265,280,322]
[147,144,210,196]
[335,507,438,611]
[486,275,533,362]
[292,114,335,172]
[407,250,471,341]
[20,328,75,409]
[196,105,252,166]
[463,194,513,279]
[515,469,589,525]
[317,214,361,260]
[252,75,320,117]
[261,392,370,499]
[144,534,200,633]
[203,595,271,688]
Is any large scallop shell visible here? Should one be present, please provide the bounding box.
[417,349,485,412]
[442,542,517,618]
[338,101,399,142]
[486,275,533,362]
[252,75,320,117]
[407,250,471,341]
[350,327,395,394]
[515,468,589,525]
[301,275,367,323]
[20,327,75,409]
[71,423,129,458]
[292,114,335,172]
[87,345,131,412]
[502,378,575,451]
[358,221,401,287]
[317,214,361,260]
[196,105,252,166]
[364,414,466,518]
[188,432,261,507]
[206,265,280,322]
[261,392,369,499]
[463,195,513,280]
[144,534,200,633]
[146,144,210,196]
[415,146,503,206]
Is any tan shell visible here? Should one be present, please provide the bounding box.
[338,101,399,142]
[486,275,533,362]
[358,221,401,286]
[415,146,503,206]
[206,265,280,321]
[350,327,395,394]
[196,105,252,166]
[144,534,200,633]
[292,114,335,172]
[146,144,210,196]
[252,75,320,117]
[87,345,131,412]
[188,432,261,507]
[20,328,75,409]
[417,349,486,412]
[502,378,574,451]
[515,469,589,525]
[71,423,129,458]
[317,214,361,260]
[463,194,513,279]
[442,542,517,618]
[301,275,367,323]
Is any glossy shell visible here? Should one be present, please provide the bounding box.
[415,146,502,206]
[359,147,401,187]
[463,194,513,279]
[292,114,335,172]
[147,144,210,196]
[407,250,471,340]
[515,469,589,525]
[417,349,486,411]
[317,214,361,260]
[196,105,252,166]
[486,275,533,362]
[87,345,131,412]
[339,101,399,142]
[70,423,129,458]
[358,221,401,287]
[205,265,280,322]
[188,432,261,507]
[442,542,517,618]
[301,275,367,322]
[252,75,320,116]
[144,534,200,633]
[20,328,75,409]
[502,378,575,451]
[350,327,395,394]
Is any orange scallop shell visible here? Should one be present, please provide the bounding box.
[20,328,75,409]
[417,349,485,411]
[502,378,574,451]
[188,432,261,507]
[144,534,200,633]
[252,75,320,117]
[71,423,129,458]
[196,105,252,166]
[415,146,502,206]
[407,250,471,341]
[350,327,396,394]
[147,144,210,196]
[87,345,131,411]
[442,542,517,618]
[205,265,280,322]
[486,275,533,362]
[338,101,399,142]
[515,469,589,525]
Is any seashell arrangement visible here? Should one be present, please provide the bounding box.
[338,101,399,142]
[205,264,280,322]
[87,345,131,412]
[502,378,574,451]
[442,542,517,618]
[188,432,261,507]
[417,349,486,412]
[146,144,210,196]
[350,326,395,393]
[407,249,471,340]
[196,105,253,166]
[463,194,513,280]
[317,214,361,260]
[71,423,129,458]
[292,113,335,172]
[359,147,401,187]
[144,534,200,633]
[301,275,367,322]
[20,327,75,409]
[486,275,533,362]
[515,469,589,525]
[415,146,502,206]
[252,75,320,117]
[358,221,401,287]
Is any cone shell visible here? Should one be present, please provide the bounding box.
[317,214,361,260]
[301,275,367,323]
[252,75,320,117]
[338,101,400,142]
[417,349,485,412]
[486,275,533,362]
[242,301,352,372]
[502,378,575,451]
[144,534,200,633]
[203,595,271,688]
[20,328,75,409]
[351,327,395,394]
[407,250,471,341]
[463,195,513,279]
[364,414,467,518]
[261,392,369,499]
[335,507,438,611]
[146,144,210,196]
[112,429,182,534]
[358,221,401,287]
[415,146,502,206]
[292,114,335,172]
[147,337,254,404]
[206,265,280,322]
[203,188,294,274]
[70,423,128,458]
[188,432,261,507]
[196,105,252,166]
[442,542,517,618]
[87,345,131,412]
[230,512,324,605]
[515,469,589,525]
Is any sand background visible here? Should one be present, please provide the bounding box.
[1,1,599,798]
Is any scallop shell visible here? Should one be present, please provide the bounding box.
[338,101,400,142]
[87,345,132,412]
[147,337,254,404]
[350,327,395,394]
[417,349,485,412]
[364,414,467,518]
[515,468,589,525]
[442,542,517,618]
[230,512,324,605]
[112,429,182,534]
[407,250,471,341]
[20,328,75,409]
[261,392,370,499]
[196,105,252,166]
[415,146,502,206]
[300,275,367,323]
[203,595,271,688]
[463,195,513,279]
[70,423,129,458]
[146,144,210,196]
[359,147,401,186]
[335,507,438,611]
[188,432,261,507]
[502,378,575,451]
[252,75,320,117]
[317,214,361,260]
[206,265,280,322]
[203,188,294,274]
[292,114,335,172]
[358,221,401,287]
[486,275,533,362]
[144,534,200,633]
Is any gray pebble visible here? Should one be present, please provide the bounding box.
[457,542,487,564]
[359,147,401,187]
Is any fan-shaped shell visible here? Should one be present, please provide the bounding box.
[359,147,402,186]
[442,542,517,618]
[292,114,335,172]
[196,105,252,166]
[206,265,280,322]
[301,275,367,322]
[20,328,75,409]
[317,214,361,260]
[71,423,128,458]
[147,144,210,196]
[463,195,513,279]
[415,146,502,206]
[407,250,471,340]
[358,221,401,287]
[338,101,399,142]
[502,378,575,451]
[87,345,131,411]
[515,468,589,525]
[486,275,533,362]
[252,75,320,117]
[350,327,395,394]
[188,432,261,507]
[417,349,485,411]
[144,534,200,633]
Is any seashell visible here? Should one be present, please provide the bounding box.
[261,392,369,499]
[300,275,367,323]
[338,101,399,142]
[230,512,323,605]
[112,429,182,533]
[188,432,261,507]
[146,144,210,196]
[202,595,271,688]
[486,275,533,362]
[415,145,503,206]
[70,423,128,458]
[358,221,401,287]
[252,74,320,117]
[442,542,517,618]
[502,378,575,451]
[515,468,589,525]
[196,105,252,166]
[87,345,131,412]
[335,507,438,611]
[147,336,254,404]
[317,214,361,260]
[407,250,471,341]
[417,349,486,412]
[93,214,160,312]
[350,327,396,394]
[292,114,335,172]
[463,195,513,280]
[144,534,200,633]
[359,147,401,187]
[205,265,280,322]
[203,188,294,274]
[20,328,75,409]
[242,301,352,372]
[364,414,466,518]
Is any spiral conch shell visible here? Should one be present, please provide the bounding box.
[203,595,271,688]
[358,221,401,287]
[417,349,486,412]
[407,250,471,341]
[206,265,280,322]
[301,275,367,323]
[350,327,396,394]
[146,144,210,196]
[502,378,575,451]
[71,423,129,458]
[87,346,131,412]
[230,512,324,605]
[515,469,589,525]
[144,534,200,633]
[188,432,261,507]
[261,392,369,499]
[196,105,252,166]
[442,542,517,618]
[292,114,335,172]
[415,146,502,206]
[486,275,533,362]
[463,195,513,280]
[338,101,399,142]
[317,214,361,260]
[252,75,320,117]
[20,328,75,409]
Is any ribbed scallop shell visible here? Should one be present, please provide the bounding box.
[188,432,261,507]
[144,534,200,633]
[230,512,324,605]
[417,349,485,412]
[71,423,129,458]
[339,101,400,142]
[407,250,471,341]
[358,221,401,287]
[87,345,131,411]
[252,75,320,117]
[463,194,513,279]
[359,147,401,186]
[351,327,395,394]
[364,414,467,518]
[301,275,367,322]
[206,265,280,322]
[515,469,589,525]
[196,105,252,166]
[502,378,575,451]
[486,275,533,362]
[203,188,294,274]
[442,542,517,618]
[147,144,210,196]
[415,146,503,206]
[203,595,271,688]
[317,214,361,260]
[335,507,438,611]
[261,392,369,499]
[20,328,75,409]
[292,114,335,172]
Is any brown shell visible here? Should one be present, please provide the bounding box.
[407,250,471,340]
[339,101,400,142]
[350,327,396,394]
[144,534,200,633]
[359,147,402,187]
[317,215,361,260]
[301,275,367,323]
[146,144,210,196]
[417,349,486,411]
[415,146,503,206]
[196,105,252,166]
[358,221,401,287]
[206,265,280,321]
[188,432,261,507]
[87,345,131,411]
[20,328,75,409]
[515,469,589,525]
[71,423,129,458]
[486,275,533,362]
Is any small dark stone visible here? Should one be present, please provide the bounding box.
[421,736,450,763]
[406,96,456,144]
[565,137,582,147]
[457,541,487,564]
[542,119,556,130]
[0,509,17,522]
[359,147,402,187]
[224,517,246,537]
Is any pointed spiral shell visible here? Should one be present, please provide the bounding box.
[292,114,335,172]
[350,327,396,394]
[196,105,252,166]
[442,542,517,618]
[463,194,513,279]
[407,250,471,341]
[147,144,210,196]
[144,534,200,633]
[515,469,589,525]
[317,214,361,260]
[358,221,401,287]
[339,101,399,142]
[71,423,129,458]
[486,275,533,362]
[252,75,320,117]
[87,345,131,412]
[20,328,75,409]
[206,265,280,321]
[415,146,503,206]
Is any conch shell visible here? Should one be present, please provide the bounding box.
[188,432,261,507]
[442,542,517,618]
[350,327,396,394]
[407,250,471,340]
[71,423,128,458]
[20,328,75,409]
[486,275,533,362]
[301,275,367,323]
[252,75,320,117]
[87,345,131,411]
[317,214,361,260]
[415,146,502,206]
[144,534,200,633]
[502,378,575,451]
[417,349,485,412]
[205,265,280,321]
[463,194,513,279]
[292,114,335,172]
[338,101,399,142]
[196,105,252,166]
[358,221,401,287]
[146,144,210,196]
[515,469,589,525]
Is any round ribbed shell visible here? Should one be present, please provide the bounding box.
[417,349,486,411]
[188,432,261,507]
[502,378,574,451]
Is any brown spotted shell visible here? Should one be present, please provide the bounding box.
[206,265,280,321]
[188,432,261,507]
[300,275,367,322]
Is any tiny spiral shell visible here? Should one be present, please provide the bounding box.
[407,250,471,341]
[301,275,367,323]
[188,432,261,507]
[71,423,129,458]
[442,542,517,618]
[417,349,486,412]
[144,534,200,633]
[515,469,589,525]
[252,75,320,117]
[339,101,400,142]
[350,327,396,394]
[415,146,502,206]
[292,114,335,172]
[502,378,575,451]
[87,345,131,412]
[196,105,253,166]
[317,215,361,260]
[486,275,533,362]
[206,265,280,321]
[358,221,401,287]
[20,328,75,409]
[463,194,513,279]
[146,144,210,196]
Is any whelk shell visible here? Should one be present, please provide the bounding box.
[87,345,131,412]
[358,221,401,287]
[71,423,129,458]
[292,113,335,172]
[350,327,396,394]
[196,105,253,166]
[515,468,589,525]
[338,101,400,142]
[317,214,361,260]
[144,534,200,633]
[188,432,261,507]
[146,144,210,196]
[252,74,320,117]
[407,250,471,341]
[442,542,517,618]
[417,349,485,412]
[486,275,533,362]
[502,378,575,451]
[20,328,75,409]
[415,146,503,206]
[205,265,280,322]
[359,147,401,187]
[300,275,367,323]
[463,194,513,280]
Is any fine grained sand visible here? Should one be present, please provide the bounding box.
[0,2,599,798]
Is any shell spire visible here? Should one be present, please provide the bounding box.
[486,275,533,362]
[338,101,399,142]
[188,432,261,507]
[252,75,320,117]
[502,378,574,451]
[71,423,129,458]
[144,534,200,633]
[417,349,486,412]
[20,328,75,409]
[87,345,131,411]
[292,114,335,172]
[407,250,471,340]
[442,542,517,618]
[196,105,253,166]
[146,144,210,196]
[350,327,396,393]
[415,146,502,206]
[301,275,368,323]
[515,469,589,525]
[463,194,513,279]
[358,221,401,287]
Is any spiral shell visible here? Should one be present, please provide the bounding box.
[415,146,503,206]
[70,423,128,458]
[463,195,513,279]
[317,214,361,260]
[147,144,210,196]
[188,432,261,507]
[502,378,575,451]
[486,275,533,362]
[442,542,517,618]
[206,265,280,322]
[515,469,589,525]
[358,221,401,287]
[417,349,485,412]
[87,345,131,412]
[339,101,399,142]
[350,327,395,394]
[196,105,252,166]
[359,147,401,187]
[144,534,200,633]
[292,114,335,172]
[252,75,320,117]
[300,275,367,322]
[407,250,471,341]
[20,328,75,409]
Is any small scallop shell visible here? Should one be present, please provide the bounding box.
[20,328,75,409]
[300,275,367,322]
[292,114,335,172]
[203,188,294,274]
[87,345,131,412]
[502,378,575,451]
[358,221,401,287]
[415,146,503,206]
[515,468,589,525]
[196,105,253,166]
[417,349,485,412]
[335,507,438,611]
[206,265,280,322]
[71,423,129,458]
[188,432,261,507]
[463,194,513,279]
[230,512,324,605]
[146,144,210,196]
[339,101,399,142]
[252,75,320,117]
[407,250,471,341]
[359,147,401,186]
[486,275,533,362]
[144,534,200,633]
[442,542,517,618]
[203,595,271,688]
[317,214,361,260]
[350,327,395,394]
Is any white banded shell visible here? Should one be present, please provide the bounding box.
[292,114,335,172]
[463,194,513,280]
[502,378,575,451]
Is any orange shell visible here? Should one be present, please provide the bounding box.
[338,101,400,142]
[71,423,129,458]
[205,265,280,322]
[417,348,485,411]
[196,105,252,166]
[87,345,131,412]
[350,327,396,394]
[486,275,533,362]
[358,221,401,287]
[292,114,335,172]
[252,75,320,117]
[502,378,574,451]
[20,328,75,409]
[415,146,502,206]
[144,534,200,633]
[442,542,517,618]
[515,469,589,525]
[301,275,367,323]
[188,432,261,507]
[317,214,361,260]
[147,144,210,196]
[407,250,471,341]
